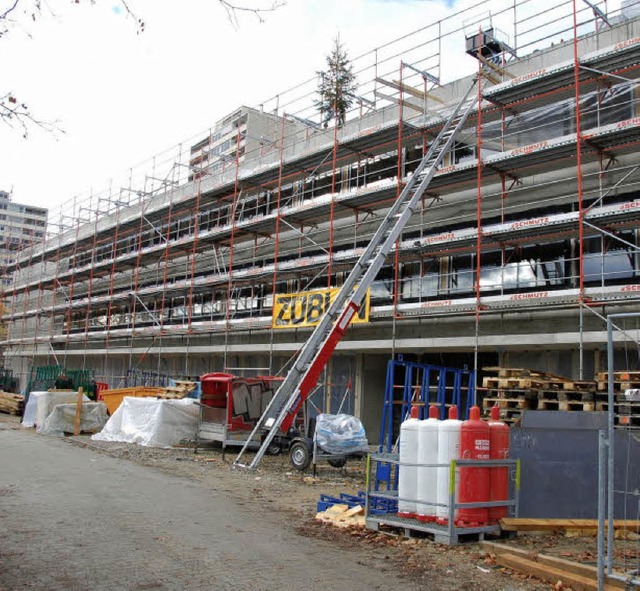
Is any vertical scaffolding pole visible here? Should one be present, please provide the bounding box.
[223,124,244,371]
[327,98,340,289]
[104,191,122,359]
[393,61,404,322]
[573,0,586,376]
[474,29,484,380]
[63,197,84,368]
[129,169,148,370]
[268,114,287,374]
[186,175,203,330]
[82,206,102,370]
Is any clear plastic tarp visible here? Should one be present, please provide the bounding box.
[37,402,108,436]
[314,413,369,455]
[92,397,198,448]
[22,391,91,428]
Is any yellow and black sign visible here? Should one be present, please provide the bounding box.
[272,287,370,329]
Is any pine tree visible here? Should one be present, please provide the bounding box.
[316,37,357,127]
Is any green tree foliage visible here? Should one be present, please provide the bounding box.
[316,37,357,127]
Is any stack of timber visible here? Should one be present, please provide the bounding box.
[0,391,25,415]
[480,367,596,424]
[315,504,366,528]
[157,380,197,400]
[596,371,640,428]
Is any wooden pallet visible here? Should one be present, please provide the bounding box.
[538,399,595,412]
[482,397,529,409]
[482,367,595,393]
[596,370,640,382]
[482,377,547,390]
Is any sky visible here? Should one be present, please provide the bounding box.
[0,0,624,215]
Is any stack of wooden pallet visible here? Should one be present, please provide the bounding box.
[480,367,595,424]
[0,391,25,415]
[595,370,640,428]
[157,380,197,400]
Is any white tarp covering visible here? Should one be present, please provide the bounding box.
[92,397,198,448]
[38,402,108,436]
[22,391,91,428]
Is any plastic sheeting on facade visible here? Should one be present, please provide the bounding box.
[92,397,198,448]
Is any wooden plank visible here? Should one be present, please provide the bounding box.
[391,79,445,104]
[500,518,640,532]
[376,77,445,104]
[374,90,424,113]
[475,54,516,79]
[496,552,597,590]
[483,542,624,590]
[73,387,83,436]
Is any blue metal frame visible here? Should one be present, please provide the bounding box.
[378,356,476,453]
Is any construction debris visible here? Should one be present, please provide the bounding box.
[315,503,366,528]
[0,391,24,415]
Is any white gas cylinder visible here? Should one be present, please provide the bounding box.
[397,405,421,518]
[416,405,439,522]
[435,405,462,523]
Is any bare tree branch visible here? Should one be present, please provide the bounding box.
[0,0,284,137]
[119,0,144,33]
[0,93,62,138]
[219,0,285,27]
[0,0,21,21]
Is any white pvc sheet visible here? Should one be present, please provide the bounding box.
[22,392,48,428]
[38,402,108,437]
[22,391,90,428]
[92,397,198,448]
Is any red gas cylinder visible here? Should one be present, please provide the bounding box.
[488,405,510,524]
[456,405,490,527]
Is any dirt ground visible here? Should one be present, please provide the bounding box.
[0,412,628,590]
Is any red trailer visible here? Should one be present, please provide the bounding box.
[196,373,283,452]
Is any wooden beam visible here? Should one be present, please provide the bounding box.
[483,541,625,589]
[500,518,640,532]
[375,77,445,105]
[392,80,445,105]
[476,54,516,79]
[73,387,84,436]
[374,90,424,113]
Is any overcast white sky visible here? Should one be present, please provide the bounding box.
[0,0,624,213]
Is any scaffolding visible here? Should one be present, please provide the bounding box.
[3,0,640,417]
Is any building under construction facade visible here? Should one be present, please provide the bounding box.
[5,0,640,437]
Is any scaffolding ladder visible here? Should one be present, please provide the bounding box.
[233,79,479,470]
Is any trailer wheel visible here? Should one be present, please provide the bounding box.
[289,440,311,471]
[262,435,283,456]
[327,458,347,468]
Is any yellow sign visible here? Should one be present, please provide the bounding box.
[272,287,370,329]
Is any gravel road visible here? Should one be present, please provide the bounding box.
[0,426,415,591]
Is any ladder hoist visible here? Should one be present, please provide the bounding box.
[233,79,480,470]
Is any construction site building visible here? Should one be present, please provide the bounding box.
[4,0,640,440]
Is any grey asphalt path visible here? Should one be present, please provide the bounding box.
[0,429,409,591]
